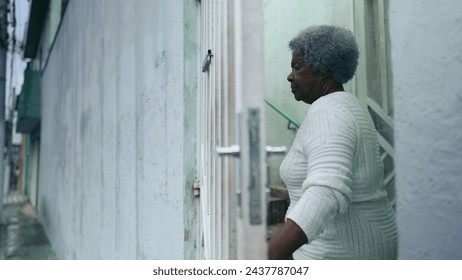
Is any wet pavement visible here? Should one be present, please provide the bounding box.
[0,193,58,260]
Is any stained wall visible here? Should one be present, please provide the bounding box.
[390,0,462,259]
[39,0,198,259]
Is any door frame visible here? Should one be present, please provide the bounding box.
[195,0,267,260]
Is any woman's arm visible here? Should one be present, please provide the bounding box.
[268,219,308,260]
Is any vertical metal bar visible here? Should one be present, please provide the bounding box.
[225,0,237,260]
[214,0,223,259]
[205,0,212,259]
[352,0,369,110]
[197,0,203,259]
[377,0,387,114]
[210,0,216,259]
[220,0,228,258]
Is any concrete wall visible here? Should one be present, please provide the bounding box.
[263,0,354,187]
[390,0,462,259]
[39,0,197,259]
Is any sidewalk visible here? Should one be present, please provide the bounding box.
[0,193,58,260]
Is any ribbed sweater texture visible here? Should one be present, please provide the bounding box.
[280,92,397,259]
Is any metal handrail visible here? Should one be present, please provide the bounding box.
[264,98,300,129]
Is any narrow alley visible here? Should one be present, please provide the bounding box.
[0,193,57,260]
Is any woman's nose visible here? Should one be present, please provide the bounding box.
[287,71,294,82]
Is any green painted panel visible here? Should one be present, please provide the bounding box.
[16,68,41,133]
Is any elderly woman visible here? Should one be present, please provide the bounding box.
[268,25,397,260]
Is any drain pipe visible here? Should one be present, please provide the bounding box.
[0,0,7,223]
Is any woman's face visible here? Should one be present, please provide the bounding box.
[287,52,324,104]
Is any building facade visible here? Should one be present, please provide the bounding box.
[21,0,199,259]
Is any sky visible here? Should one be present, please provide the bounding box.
[5,0,30,144]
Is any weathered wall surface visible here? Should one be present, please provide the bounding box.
[390,0,462,259]
[39,0,192,259]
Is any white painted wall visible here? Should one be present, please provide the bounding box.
[390,0,462,259]
[39,0,197,259]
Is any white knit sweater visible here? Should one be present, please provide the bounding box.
[280,91,397,259]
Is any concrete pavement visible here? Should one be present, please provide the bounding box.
[0,193,58,260]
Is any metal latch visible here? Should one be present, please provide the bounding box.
[202,49,213,73]
[193,180,201,197]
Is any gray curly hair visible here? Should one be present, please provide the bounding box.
[289,25,359,84]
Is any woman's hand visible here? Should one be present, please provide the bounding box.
[268,219,308,260]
